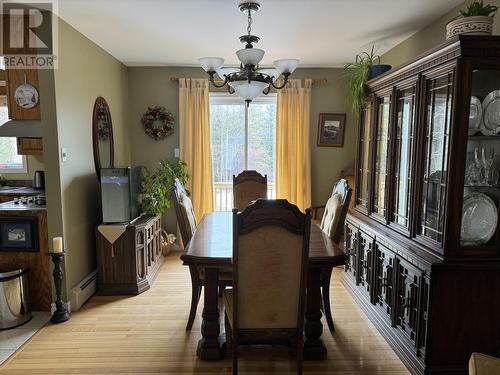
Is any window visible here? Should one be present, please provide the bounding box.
[0,95,27,173]
[210,93,276,211]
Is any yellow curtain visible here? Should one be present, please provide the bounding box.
[179,78,214,219]
[276,79,312,212]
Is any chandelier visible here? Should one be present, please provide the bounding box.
[199,1,299,105]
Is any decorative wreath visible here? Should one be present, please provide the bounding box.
[141,106,175,140]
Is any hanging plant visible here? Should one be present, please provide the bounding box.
[141,106,175,140]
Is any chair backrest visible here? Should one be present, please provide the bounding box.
[320,179,352,244]
[233,170,268,211]
[340,168,355,211]
[232,199,311,331]
[172,178,197,246]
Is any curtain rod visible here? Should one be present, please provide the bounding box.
[169,77,328,85]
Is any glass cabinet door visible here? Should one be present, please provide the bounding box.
[460,69,500,249]
[419,72,454,244]
[392,86,416,230]
[373,95,391,219]
[357,101,372,210]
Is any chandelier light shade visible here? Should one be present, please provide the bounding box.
[228,80,269,102]
[199,1,299,105]
[198,57,225,72]
[273,59,300,74]
[236,48,265,66]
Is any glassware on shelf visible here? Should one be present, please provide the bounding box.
[489,167,500,186]
[467,147,499,187]
[482,147,495,183]
[465,151,477,185]
[474,147,486,185]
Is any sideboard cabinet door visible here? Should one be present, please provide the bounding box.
[417,70,454,249]
[356,100,373,212]
[395,257,423,349]
[372,94,392,221]
[374,242,396,324]
[357,230,375,302]
[344,221,359,281]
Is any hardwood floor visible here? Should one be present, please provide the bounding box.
[0,251,409,374]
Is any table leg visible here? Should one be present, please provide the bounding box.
[304,265,327,360]
[196,267,224,360]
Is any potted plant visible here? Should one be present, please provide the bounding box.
[141,159,189,216]
[446,1,498,40]
[344,46,391,114]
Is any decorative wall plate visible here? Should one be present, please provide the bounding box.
[481,90,500,135]
[461,192,498,246]
[469,96,482,135]
[14,84,39,109]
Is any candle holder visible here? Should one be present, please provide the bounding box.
[48,251,70,323]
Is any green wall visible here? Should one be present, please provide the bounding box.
[382,0,500,67]
[52,18,130,293]
[128,67,357,232]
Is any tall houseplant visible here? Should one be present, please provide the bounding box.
[447,1,497,39]
[141,159,189,216]
[344,46,391,114]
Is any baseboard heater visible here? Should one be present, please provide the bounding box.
[69,270,97,311]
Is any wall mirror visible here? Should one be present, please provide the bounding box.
[92,96,114,179]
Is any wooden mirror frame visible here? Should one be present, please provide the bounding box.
[92,96,114,179]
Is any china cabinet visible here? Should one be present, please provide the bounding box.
[345,35,500,375]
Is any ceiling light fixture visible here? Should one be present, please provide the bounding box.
[199,1,299,106]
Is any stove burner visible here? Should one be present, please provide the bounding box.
[13,196,46,207]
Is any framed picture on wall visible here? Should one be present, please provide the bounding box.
[317,113,346,147]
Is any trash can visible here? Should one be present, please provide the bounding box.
[0,268,31,329]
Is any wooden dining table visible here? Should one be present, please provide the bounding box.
[180,211,347,360]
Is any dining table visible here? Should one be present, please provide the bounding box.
[180,211,348,360]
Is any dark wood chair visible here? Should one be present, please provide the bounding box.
[232,170,267,211]
[224,199,311,375]
[311,179,352,333]
[172,178,232,330]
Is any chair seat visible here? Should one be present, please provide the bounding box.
[223,288,234,327]
[469,353,500,375]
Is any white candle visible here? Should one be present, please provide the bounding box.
[53,237,63,253]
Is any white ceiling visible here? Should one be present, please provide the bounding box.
[56,0,463,67]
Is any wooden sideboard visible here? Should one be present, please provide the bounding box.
[96,215,163,295]
[344,35,500,375]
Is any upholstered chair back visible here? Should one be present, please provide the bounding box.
[172,179,197,246]
[233,170,268,211]
[232,199,310,330]
[320,179,352,244]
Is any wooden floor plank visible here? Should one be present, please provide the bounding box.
[0,252,409,374]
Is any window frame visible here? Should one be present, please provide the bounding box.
[209,92,277,171]
[0,92,28,174]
